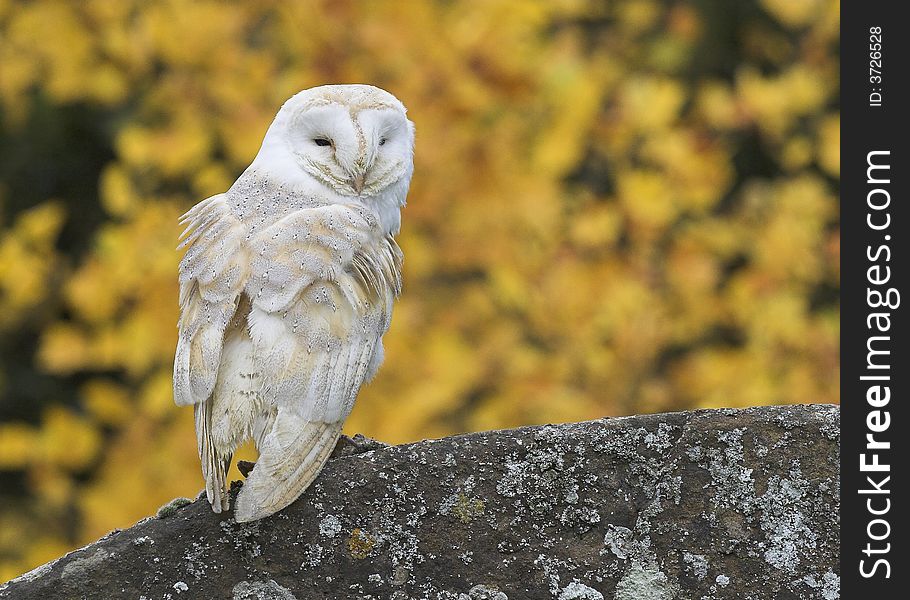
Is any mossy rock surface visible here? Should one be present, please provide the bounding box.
[0,405,840,599]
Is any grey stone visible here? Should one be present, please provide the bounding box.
[0,405,840,599]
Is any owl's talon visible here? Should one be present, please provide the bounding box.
[237,460,256,478]
[331,433,389,458]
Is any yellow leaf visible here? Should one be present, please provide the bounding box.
[0,423,37,469]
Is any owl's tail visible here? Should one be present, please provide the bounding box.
[233,410,342,522]
[195,400,231,513]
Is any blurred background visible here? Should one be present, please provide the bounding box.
[0,0,838,580]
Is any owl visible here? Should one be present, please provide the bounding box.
[173,85,414,522]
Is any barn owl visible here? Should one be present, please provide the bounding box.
[173,85,414,522]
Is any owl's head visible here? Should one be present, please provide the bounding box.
[256,84,414,203]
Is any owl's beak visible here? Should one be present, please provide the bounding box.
[351,172,366,194]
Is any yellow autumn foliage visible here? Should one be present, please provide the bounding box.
[0,0,839,581]
[0,203,65,327]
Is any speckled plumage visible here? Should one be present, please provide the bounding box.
[174,85,414,522]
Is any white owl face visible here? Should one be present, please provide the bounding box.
[276,85,414,198]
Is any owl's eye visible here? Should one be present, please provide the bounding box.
[378,137,387,146]
[313,137,332,147]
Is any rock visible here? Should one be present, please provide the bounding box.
[0,405,840,599]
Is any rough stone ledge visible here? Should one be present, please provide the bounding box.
[0,404,840,600]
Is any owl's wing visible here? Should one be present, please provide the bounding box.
[173,194,249,407]
[234,203,401,522]
[174,195,250,512]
